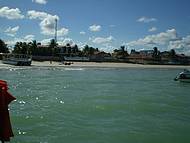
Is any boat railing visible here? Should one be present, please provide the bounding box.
[2,54,32,61]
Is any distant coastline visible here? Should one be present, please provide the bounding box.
[1,60,190,69]
[1,39,190,66]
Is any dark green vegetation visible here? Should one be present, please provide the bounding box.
[0,39,9,53]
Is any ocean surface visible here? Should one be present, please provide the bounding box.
[1,66,190,143]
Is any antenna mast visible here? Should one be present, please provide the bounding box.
[54,18,58,43]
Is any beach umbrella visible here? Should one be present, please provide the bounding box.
[0,80,16,143]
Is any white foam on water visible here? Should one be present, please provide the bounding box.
[64,68,85,71]
[60,100,64,104]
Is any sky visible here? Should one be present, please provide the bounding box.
[0,0,190,54]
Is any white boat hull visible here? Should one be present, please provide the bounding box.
[175,69,190,82]
[2,54,32,66]
[2,59,32,66]
[178,79,190,83]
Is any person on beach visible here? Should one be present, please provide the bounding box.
[0,80,16,143]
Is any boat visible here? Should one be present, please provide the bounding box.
[2,54,32,66]
[174,69,190,82]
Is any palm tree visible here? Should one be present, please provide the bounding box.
[30,40,37,55]
[170,49,176,58]
[120,46,125,52]
[82,45,90,56]
[49,39,57,49]
[49,39,58,56]
[13,42,22,54]
[0,39,9,53]
[152,47,161,61]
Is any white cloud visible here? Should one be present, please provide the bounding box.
[4,26,19,37]
[40,38,52,45]
[80,31,86,35]
[5,35,35,46]
[24,35,35,42]
[91,36,114,44]
[62,38,75,46]
[27,10,69,36]
[77,42,88,49]
[89,24,101,32]
[137,16,157,23]
[168,35,190,54]
[41,38,73,46]
[32,0,47,5]
[27,10,55,20]
[127,29,179,47]
[126,28,190,55]
[148,27,157,32]
[41,37,75,46]
[57,28,69,36]
[0,6,24,20]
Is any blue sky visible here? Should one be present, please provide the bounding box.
[0,0,190,54]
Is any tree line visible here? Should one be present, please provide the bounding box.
[0,39,103,57]
[0,39,177,59]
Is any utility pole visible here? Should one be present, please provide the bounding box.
[50,18,58,64]
[54,18,58,43]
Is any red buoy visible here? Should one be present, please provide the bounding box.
[0,80,16,142]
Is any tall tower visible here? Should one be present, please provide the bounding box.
[54,18,58,43]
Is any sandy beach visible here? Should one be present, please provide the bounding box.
[1,60,190,69]
[24,61,190,69]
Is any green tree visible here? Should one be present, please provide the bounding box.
[49,39,58,56]
[0,39,9,53]
[13,42,30,54]
[13,42,22,54]
[82,45,97,56]
[153,47,158,56]
[113,46,129,59]
[82,45,90,56]
[152,47,161,61]
[72,44,79,53]
[66,43,71,55]
[120,46,125,52]
[170,49,176,58]
[89,47,95,55]
[21,42,28,54]
[29,40,37,55]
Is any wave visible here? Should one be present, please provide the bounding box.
[64,68,85,71]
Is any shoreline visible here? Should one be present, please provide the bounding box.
[1,60,190,69]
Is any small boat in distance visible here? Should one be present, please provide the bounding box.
[2,54,32,66]
[174,69,190,82]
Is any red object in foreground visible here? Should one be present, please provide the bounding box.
[0,80,16,142]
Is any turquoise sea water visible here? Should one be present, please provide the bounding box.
[1,66,190,143]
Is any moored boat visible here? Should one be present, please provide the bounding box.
[174,69,190,82]
[2,54,32,66]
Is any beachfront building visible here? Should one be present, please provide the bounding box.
[160,51,171,64]
[174,54,190,65]
[160,51,190,65]
[112,46,129,61]
[128,49,155,64]
[90,51,113,62]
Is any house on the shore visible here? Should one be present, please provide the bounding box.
[174,54,190,65]
[160,51,190,65]
[90,51,113,62]
[128,49,156,64]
